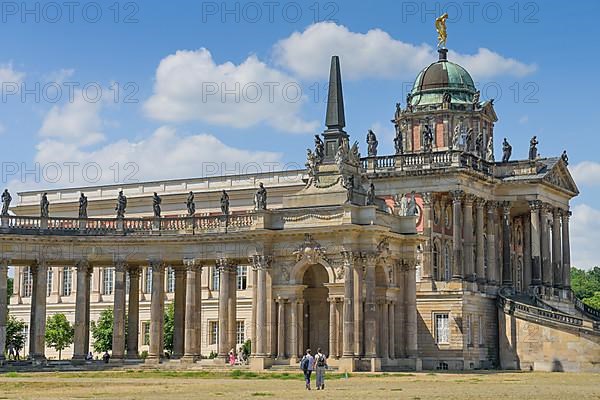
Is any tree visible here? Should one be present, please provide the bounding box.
[583,292,600,310]
[6,314,26,356]
[571,267,600,310]
[164,302,174,354]
[45,313,74,360]
[7,277,12,304]
[91,307,113,353]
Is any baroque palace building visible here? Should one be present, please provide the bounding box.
[2,49,599,372]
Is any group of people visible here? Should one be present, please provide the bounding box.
[300,348,328,390]
[228,347,248,366]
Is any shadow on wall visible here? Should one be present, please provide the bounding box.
[552,358,564,372]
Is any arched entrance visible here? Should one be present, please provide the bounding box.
[301,263,330,355]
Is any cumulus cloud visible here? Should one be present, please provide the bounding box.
[570,161,600,187]
[0,62,25,84]
[144,48,318,134]
[39,92,105,146]
[571,203,600,270]
[273,22,536,81]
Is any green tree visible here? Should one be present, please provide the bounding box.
[7,277,13,304]
[583,292,600,310]
[164,302,174,354]
[45,313,74,360]
[6,314,26,357]
[91,307,113,353]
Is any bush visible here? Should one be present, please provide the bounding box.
[208,350,218,359]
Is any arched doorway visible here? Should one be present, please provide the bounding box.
[301,263,330,355]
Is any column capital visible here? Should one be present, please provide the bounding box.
[450,189,464,202]
[0,258,10,270]
[501,201,511,215]
[528,200,542,211]
[114,259,127,273]
[463,193,476,205]
[421,192,432,206]
[474,198,486,209]
[148,259,165,272]
[486,200,498,212]
[75,259,90,273]
[560,209,572,219]
[249,254,271,270]
[216,258,236,273]
[127,265,141,275]
[183,258,203,272]
[275,296,287,304]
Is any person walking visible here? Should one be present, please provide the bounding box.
[314,348,328,390]
[300,349,314,390]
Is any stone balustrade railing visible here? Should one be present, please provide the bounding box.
[574,297,600,321]
[498,288,599,333]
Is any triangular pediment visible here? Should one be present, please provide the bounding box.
[543,160,579,195]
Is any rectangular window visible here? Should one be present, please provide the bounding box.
[466,314,472,346]
[236,320,245,344]
[211,267,220,291]
[62,267,73,296]
[237,266,247,290]
[145,267,153,293]
[166,266,175,293]
[478,315,484,346]
[102,267,114,295]
[46,268,53,297]
[209,321,219,345]
[142,322,151,346]
[23,267,32,297]
[435,313,450,344]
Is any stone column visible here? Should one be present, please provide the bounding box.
[342,251,354,357]
[147,260,165,362]
[328,297,337,359]
[451,190,464,280]
[552,209,563,289]
[194,266,202,357]
[404,263,418,358]
[388,301,395,359]
[353,258,364,356]
[540,205,552,288]
[521,215,532,290]
[250,267,258,356]
[228,266,237,353]
[486,202,498,285]
[381,301,389,359]
[501,202,512,287]
[126,266,140,359]
[290,298,298,360]
[529,201,542,287]
[561,210,571,290]
[29,261,48,361]
[421,193,433,281]
[172,267,186,358]
[364,254,377,358]
[251,255,270,357]
[0,259,8,362]
[276,297,286,358]
[12,266,21,305]
[297,300,304,357]
[475,199,485,284]
[72,261,90,361]
[84,268,91,355]
[463,194,476,281]
[111,261,127,361]
[217,259,230,359]
[182,259,197,361]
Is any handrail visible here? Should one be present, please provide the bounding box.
[574,297,600,321]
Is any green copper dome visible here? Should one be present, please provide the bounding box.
[409,49,477,107]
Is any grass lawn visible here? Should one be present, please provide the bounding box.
[0,370,598,399]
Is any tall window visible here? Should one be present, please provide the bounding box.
[209,321,219,345]
[102,267,114,295]
[145,267,153,293]
[166,266,175,293]
[466,314,473,346]
[435,313,450,344]
[211,267,220,291]
[62,267,73,296]
[23,267,32,297]
[237,266,247,290]
[142,322,150,346]
[444,244,451,281]
[46,268,53,297]
[236,321,245,344]
[433,242,439,280]
[478,315,485,346]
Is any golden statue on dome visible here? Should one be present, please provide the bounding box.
[435,13,449,49]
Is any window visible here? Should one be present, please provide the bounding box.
[23,267,32,297]
[46,268,53,297]
[436,361,449,370]
[145,267,153,293]
[478,315,484,346]
[444,245,451,281]
[21,324,28,342]
[142,322,150,346]
[237,266,247,290]
[166,266,175,293]
[236,321,245,344]
[62,267,73,296]
[102,267,114,295]
[211,267,220,291]
[435,313,450,344]
[209,321,219,345]
[433,242,439,280]
[466,314,472,346]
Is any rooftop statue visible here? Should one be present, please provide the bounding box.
[366,182,376,206]
[561,150,569,165]
[435,13,449,48]
[115,190,127,218]
[366,129,378,157]
[342,175,354,204]
[1,189,11,217]
[186,191,195,216]
[394,193,408,217]
[422,124,434,153]
[255,182,267,210]
[349,140,361,165]
[529,135,539,161]
[502,138,512,163]
[394,125,404,155]
[407,191,418,216]
[78,192,88,219]
[452,123,461,150]
[486,138,495,162]
[220,190,229,216]
[314,135,324,163]
[40,192,49,218]
[305,149,318,187]
[153,192,162,218]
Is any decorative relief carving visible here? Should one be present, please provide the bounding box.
[293,234,328,264]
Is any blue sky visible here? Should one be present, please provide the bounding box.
[0,0,598,268]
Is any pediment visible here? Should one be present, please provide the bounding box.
[543,161,579,195]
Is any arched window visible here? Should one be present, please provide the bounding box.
[433,241,440,281]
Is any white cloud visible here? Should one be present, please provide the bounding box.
[0,62,25,84]
[39,92,105,146]
[144,48,318,134]
[273,22,536,81]
[570,161,600,187]
[43,68,75,84]
[571,203,600,270]
[26,126,282,189]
